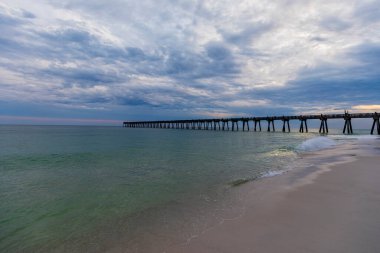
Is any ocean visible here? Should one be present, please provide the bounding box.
[0,125,374,252]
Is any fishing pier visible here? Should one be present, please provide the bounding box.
[123,112,380,135]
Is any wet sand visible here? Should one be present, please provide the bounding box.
[166,139,380,253]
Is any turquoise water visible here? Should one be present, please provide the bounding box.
[0,125,355,252]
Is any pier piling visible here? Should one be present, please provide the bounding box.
[343,111,353,134]
[371,112,380,135]
[282,117,290,132]
[232,120,239,131]
[254,119,262,132]
[299,117,308,133]
[242,119,250,131]
[319,114,328,134]
[222,120,229,131]
[267,118,275,132]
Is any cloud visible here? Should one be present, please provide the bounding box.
[221,21,274,46]
[259,42,380,110]
[215,99,270,108]
[319,16,351,31]
[42,65,123,86]
[354,0,380,23]
[0,0,379,123]
[352,105,380,111]
[0,11,22,25]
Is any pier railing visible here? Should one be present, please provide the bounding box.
[123,111,380,135]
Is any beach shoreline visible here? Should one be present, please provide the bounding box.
[165,137,380,253]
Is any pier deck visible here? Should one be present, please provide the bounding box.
[123,112,380,135]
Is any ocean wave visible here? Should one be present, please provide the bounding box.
[261,170,285,178]
[329,134,379,141]
[296,136,336,152]
[229,170,287,187]
[228,177,258,187]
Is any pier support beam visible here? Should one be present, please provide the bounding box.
[343,111,353,134]
[254,120,261,131]
[242,120,250,131]
[282,118,290,132]
[299,117,308,133]
[370,112,380,135]
[222,120,229,131]
[232,121,239,131]
[267,119,275,132]
[319,115,328,134]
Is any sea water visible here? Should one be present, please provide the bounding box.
[0,125,374,252]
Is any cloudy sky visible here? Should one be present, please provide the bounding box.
[0,0,379,125]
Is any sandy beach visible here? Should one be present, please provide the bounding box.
[166,138,380,253]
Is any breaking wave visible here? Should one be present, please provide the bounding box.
[296,136,336,152]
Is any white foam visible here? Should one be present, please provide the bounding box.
[296,137,336,152]
[261,170,285,178]
[330,135,379,140]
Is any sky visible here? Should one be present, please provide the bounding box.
[0,0,380,125]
